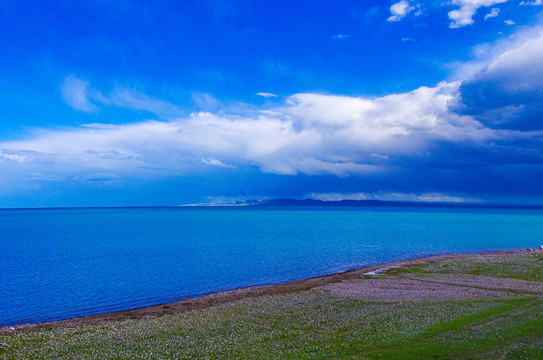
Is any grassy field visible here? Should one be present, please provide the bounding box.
[1,251,543,359]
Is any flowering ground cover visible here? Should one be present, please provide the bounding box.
[1,251,542,359]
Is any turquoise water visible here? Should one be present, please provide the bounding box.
[1,206,543,326]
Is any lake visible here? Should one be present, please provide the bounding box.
[1,206,543,326]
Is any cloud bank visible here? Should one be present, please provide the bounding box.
[3,82,497,178]
[3,24,543,203]
[453,29,543,130]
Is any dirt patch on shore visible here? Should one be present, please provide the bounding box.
[323,273,543,302]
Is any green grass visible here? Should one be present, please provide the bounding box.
[349,298,543,359]
[2,252,543,359]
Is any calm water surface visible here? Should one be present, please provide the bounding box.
[1,206,543,326]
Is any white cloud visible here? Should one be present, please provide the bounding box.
[484,8,500,20]
[201,158,236,168]
[377,192,482,203]
[80,123,118,129]
[0,151,27,163]
[61,76,183,118]
[61,76,99,113]
[255,92,278,98]
[331,34,349,39]
[1,81,500,179]
[387,0,415,22]
[192,92,220,112]
[486,29,543,72]
[504,19,516,25]
[102,87,184,118]
[448,0,508,28]
[308,192,370,201]
[520,0,543,5]
[285,83,494,148]
[452,25,543,80]
[308,191,481,203]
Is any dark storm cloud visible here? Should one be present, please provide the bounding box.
[452,30,543,130]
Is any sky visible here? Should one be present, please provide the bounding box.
[1,0,543,207]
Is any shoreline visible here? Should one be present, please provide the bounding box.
[1,248,537,335]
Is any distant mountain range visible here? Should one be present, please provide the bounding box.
[199,198,543,210]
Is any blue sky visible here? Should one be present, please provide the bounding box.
[1,0,543,207]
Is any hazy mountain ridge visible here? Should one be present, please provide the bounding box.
[203,198,543,210]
